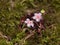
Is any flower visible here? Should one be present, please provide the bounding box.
[32,13,42,22]
[25,18,34,27]
[41,9,45,13]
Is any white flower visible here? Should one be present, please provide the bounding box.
[32,13,42,22]
[25,18,34,27]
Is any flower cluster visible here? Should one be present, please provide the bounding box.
[19,9,46,34]
[24,12,44,27]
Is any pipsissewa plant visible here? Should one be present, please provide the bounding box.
[19,9,46,40]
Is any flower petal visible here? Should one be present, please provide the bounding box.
[32,16,36,19]
[25,21,27,23]
[27,24,31,27]
[39,13,42,16]
[26,18,30,21]
[36,19,40,22]
[31,23,34,27]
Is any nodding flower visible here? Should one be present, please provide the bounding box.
[32,13,42,22]
[25,18,34,27]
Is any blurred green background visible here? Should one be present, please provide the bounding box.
[0,0,60,45]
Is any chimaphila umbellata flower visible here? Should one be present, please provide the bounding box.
[32,13,42,22]
[25,18,34,27]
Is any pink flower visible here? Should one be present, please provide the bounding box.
[25,18,34,27]
[32,13,42,22]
